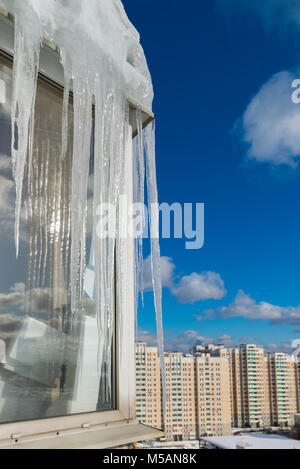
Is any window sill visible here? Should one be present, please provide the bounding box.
[0,420,163,449]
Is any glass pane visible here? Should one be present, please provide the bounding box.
[0,53,115,424]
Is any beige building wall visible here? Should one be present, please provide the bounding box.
[296,356,300,412]
[237,344,271,428]
[164,353,196,441]
[136,342,300,440]
[219,347,243,427]
[135,343,162,430]
[136,343,232,440]
[195,355,232,436]
[267,353,298,426]
[201,344,271,428]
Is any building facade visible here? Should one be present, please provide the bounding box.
[136,342,300,440]
[268,353,298,426]
[135,343,232,440]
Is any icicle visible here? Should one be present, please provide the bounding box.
[61,50,71,160]
[144,122,166,409]
[11,11,41,256]
[132,108,145,335]
[106,89,127,401]
[93,78,106,381]
[70,69,93,313]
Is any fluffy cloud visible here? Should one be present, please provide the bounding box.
[0,313,22,341]
[165,330,214,353]
[0,282,72,316]
[143,256,175,291]
[0,174,14,212]
[263,341,298,354]
[136,329,257,354]
[0,283,24,309]
[171,271,226,304]
[203,290,300,325]
[136,329,158,347]
[137,329,222,354]
[0,154,12,172]
[219,0,300,167]
[137,328,297,354]
[235,71,300,167]
[143,255,226,305]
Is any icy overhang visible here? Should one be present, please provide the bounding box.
[0,0,166,432]
[0,0,153,111]
[0,6,155,137]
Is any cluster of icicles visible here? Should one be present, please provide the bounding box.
[3,1,166,406]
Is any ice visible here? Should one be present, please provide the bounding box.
[10,6,41,257]
[0,0,165,409]
[144,123,166,408]
[132,109,145,332]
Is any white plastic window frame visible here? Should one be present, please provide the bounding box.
[0,11,149,443]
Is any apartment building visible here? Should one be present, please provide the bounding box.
[135,343,231,440]
[136,342,300,440]
[237,344,271,428]
[164,353,197,440]
[219,347,243,427]
[135,342,162,430]
[194,353,232,436]
[296,354,300,412]
[268,353,298,426]
[195,344,270,428]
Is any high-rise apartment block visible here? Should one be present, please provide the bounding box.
[268,353,298,426]
[135,342,300,440]
[135,343,162,430]
[218,344,270,428]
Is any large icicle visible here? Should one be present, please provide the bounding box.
[69,67,93,314]
[10,8,41,256]
[144,123,166,408]
[132,109,146,333]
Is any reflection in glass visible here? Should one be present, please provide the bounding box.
[0,54,115,424]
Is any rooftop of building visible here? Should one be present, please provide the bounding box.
[200,433,300,450]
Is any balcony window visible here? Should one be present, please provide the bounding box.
[0,11,161,449]
[0,50,118,424]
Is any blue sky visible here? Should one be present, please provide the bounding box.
[123,0,300,353]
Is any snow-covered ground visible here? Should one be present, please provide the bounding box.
[136,440,201,450]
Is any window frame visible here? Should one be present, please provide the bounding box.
[0,11,155,446]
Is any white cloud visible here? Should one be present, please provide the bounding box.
[171,271,227,304]
[137,328,296,354]
[236,71,300,167]
[0,174,14,212]
[0,283,24,309]
[137,329,237,354]
[143,255,175,291]
[0,154,12,172]
[0,282,71,316]
[0,313,22,340]
[143,255,226,304]
[219,0,300,167]
[263,340,297,354]
[203,290,300,325]
[136,329,158,346]
[165,330,214,353]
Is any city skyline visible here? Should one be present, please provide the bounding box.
[123,0,300,354]
[136,341,300,440]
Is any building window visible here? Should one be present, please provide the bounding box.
[0,52,116,424]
